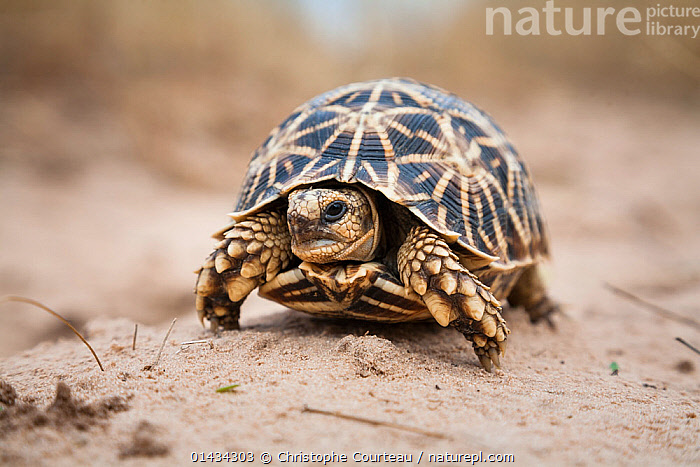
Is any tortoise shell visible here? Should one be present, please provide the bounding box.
[231,78,548,268]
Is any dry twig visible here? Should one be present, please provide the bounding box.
[1,295,104,371]
[143,318,177,370]
[604,283,700,331]
[132,323,138,351]
[179,339,214,349]
[302,405,449,439]
[675,337,700,356]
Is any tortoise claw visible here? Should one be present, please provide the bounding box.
[498,339,507,358]
[474,342,505,372]
[488,347,501,368]
[209,316,219,333]
[476,349,493,372]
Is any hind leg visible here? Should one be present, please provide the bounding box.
[194,210,292,330]
[507,265,559,326]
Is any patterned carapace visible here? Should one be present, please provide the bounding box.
[232,78,547,269]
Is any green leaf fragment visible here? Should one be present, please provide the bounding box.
[216,384,240,393]
[609,362,619,371]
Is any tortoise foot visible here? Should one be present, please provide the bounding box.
[194,250,244,331]
[452,314,509,372]
[194,210,291,331]
[526,296,559,328]
[398,226,510,371]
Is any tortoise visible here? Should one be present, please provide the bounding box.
[194,78,558,371]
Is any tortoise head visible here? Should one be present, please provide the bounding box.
[287,186,380,263]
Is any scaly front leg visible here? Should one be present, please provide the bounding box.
[194,210,291,331]
[397,226,510,371]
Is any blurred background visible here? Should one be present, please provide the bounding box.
[1,0,699,357]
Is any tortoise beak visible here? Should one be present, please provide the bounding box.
[288,213,342,245]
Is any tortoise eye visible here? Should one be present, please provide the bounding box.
[323,201,347,222]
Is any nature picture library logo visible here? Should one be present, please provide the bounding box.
[486,0,700,38]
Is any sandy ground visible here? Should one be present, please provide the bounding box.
[1,89,699,465]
